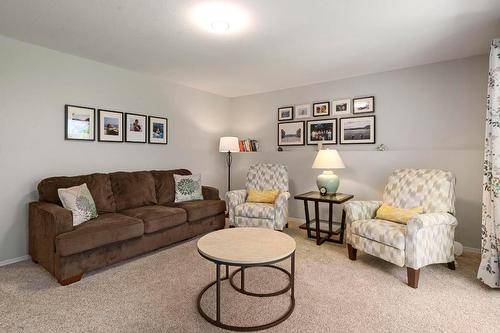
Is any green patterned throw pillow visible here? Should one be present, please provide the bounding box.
[58,183,98,226]
[174,174,203,202]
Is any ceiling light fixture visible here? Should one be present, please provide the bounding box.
[190,2,250,34]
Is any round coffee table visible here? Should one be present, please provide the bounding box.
[197,227,296,331]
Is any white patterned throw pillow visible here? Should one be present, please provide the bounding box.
[58,183,98,226]
[174,174,203,202]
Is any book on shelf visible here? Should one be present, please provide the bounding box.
[239,139,259,152]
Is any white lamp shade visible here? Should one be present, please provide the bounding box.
[219,136,240,152]
[312,149,345,169]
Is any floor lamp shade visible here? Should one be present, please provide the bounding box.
[312,149,345,194]
[219,137,240,152]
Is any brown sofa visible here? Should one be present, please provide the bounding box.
[29,169,225,285]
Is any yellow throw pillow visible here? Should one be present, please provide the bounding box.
[375,203,423,224]
[246,189,279,204]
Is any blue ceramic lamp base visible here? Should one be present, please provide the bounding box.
[316,170,339,194]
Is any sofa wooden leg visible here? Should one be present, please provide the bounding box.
[407,268,420,288]
[59,273,83,286]
[447,261,456,270]
[347,244,357,261]
[32,258,39,264]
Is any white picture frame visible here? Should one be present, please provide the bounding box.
[295,104,311,119]
[332,99,351,115]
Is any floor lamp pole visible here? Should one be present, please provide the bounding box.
[226,151,233,192]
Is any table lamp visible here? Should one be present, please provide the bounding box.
[219,136,240,192]
[312,149,345,194]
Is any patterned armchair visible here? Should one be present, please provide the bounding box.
[226,163,290,230]
[344,169,458,288]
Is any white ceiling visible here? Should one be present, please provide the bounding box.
[0,0,499,97]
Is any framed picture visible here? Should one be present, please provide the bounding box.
[307,119,337,145]
[353,96,375,114]
[313,102,330,117]
[149,116,168,144]
[332,99,351,115]
[278,106,294,121]
[339,116,376,144]
[98,109,124,142]
[65,105,95,141]
[125,113,147,143]
[277,121,305,146]
[295,104,311,119]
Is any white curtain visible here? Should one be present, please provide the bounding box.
[478,39,500,288]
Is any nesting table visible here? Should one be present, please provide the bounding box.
[294,191,354,245]
[197,227,296,331]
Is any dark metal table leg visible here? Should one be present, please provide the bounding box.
[314,201,320,245]
[216,263,220,323]
[226,264,229,278]
[304,200,311,238]
[241,266,245,291]
[291,253,295,298]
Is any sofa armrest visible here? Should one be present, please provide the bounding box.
[29,202,73,270]
[202,186,220,200]
[343,200,383,222]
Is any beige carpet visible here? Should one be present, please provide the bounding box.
[1,221,498,333]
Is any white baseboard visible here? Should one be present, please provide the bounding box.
[463,246,481,254]
[0,255,30,267]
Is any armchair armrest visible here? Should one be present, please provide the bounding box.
[343,201,383,222]
[202,186,220,200]
[405,212,458,269]
[29,202,73,268]
[274,191,290,230]
[225,190,247,224]
[407,212,457,232]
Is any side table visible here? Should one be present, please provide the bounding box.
[294,191,354,245]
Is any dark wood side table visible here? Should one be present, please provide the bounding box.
[294,191,354,245]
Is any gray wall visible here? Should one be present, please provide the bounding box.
[0,36,230,263]
[228,55,487,249]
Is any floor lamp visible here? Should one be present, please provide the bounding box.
[219,137,240,192]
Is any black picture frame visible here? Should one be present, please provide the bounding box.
[278,106,294,121]
[277,121,305,146]
[64,104,96,141]
[339,115,376,144]
[148,116,168,144]
[306,118,337,145]
[352,96,375,114]
[98,109,124,142]
[312,101,331,117]
[124,112,147,143]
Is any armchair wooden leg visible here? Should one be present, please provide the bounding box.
[347,244,357,261]
[407,268,420,288]
[447,261,456,270]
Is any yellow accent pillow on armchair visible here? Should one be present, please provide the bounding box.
[375,203,423,224]
[246,189,279,204]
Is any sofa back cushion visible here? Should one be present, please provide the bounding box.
[151,169,191,204]
[110,171,157,211]
[38,173,116,213]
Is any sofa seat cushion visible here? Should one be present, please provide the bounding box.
[166,200,225,222]
[55,213,144,256]
[120,205,186,233]
[351,219,407,250]
[234,202,275,220]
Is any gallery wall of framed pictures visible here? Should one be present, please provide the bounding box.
[64,104,168,145]
[276,96,375,147]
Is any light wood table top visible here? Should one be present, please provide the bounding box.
[197,227,296,265]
